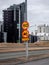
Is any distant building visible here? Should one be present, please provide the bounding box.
[37,24,49,41]
[0,21,3,32]
[37,24,49,33]
[0,21,4,42]
[0,32,4,42]
[29,34,38,43]
[3,1,27,43]
[35,30,37,35]
[31,32,33,35]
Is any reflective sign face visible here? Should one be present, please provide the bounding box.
[22,30,29,38]
[22,37,29,41]
[22,21,29,41]
[22,21,29,30]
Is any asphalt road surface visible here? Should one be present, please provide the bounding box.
[0,50,49,60]
[19,58,49,65]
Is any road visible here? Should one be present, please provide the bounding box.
[0,49,49,60]
[19,58,49,65]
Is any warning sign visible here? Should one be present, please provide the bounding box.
[22,30,29,38]
[22,21,29,30]
[22,37,29,41]
[22,21,29,41]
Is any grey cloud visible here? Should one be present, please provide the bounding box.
[28,0,49,6]
[27,0,49,25]
[0,0,25,21]
[0,0,49,27]
[41,0,49,6]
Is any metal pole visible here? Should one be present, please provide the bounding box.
[4,32,7,43]
[26,41,28,60]
[25,0,27,20]
[25,0,28,60]
[14,5,17,43]
[19,8,20,43]
[14,5,16,21]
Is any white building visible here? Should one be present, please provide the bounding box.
[36,24,49,41]
[37,24,49,33]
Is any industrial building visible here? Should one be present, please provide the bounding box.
[3,1,27,43]
[0,21,4,42]
[28,34,38,43]
[0,32,4,42]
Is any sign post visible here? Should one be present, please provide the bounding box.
[22,0,28,60]
[22,21,29,60]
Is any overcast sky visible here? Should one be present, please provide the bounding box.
[0,0,49,33]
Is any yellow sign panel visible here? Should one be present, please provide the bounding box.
[22,37,29,41]
[22,21,29,41]
[22,21,29,30]
[22,30,29,38]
